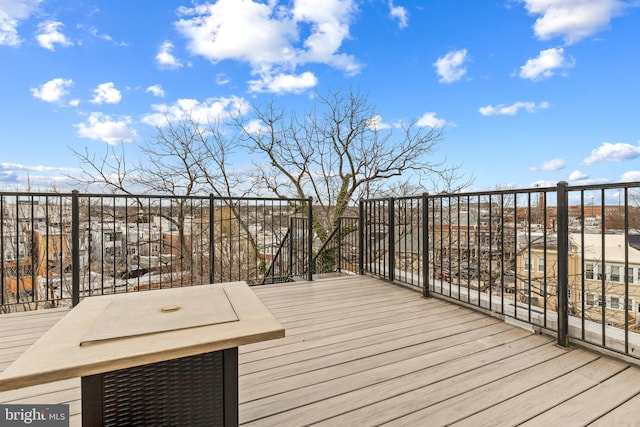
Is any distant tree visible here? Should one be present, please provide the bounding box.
[70,114,262,282]
[72,114,248,198]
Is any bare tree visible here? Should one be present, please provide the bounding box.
[70,114,265,283]
[233,87,464,243]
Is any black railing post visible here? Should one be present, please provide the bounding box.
[358,200,365,275]
[557,181,570,347]
[71,190,80,306]
[337,217,342,273]
[209,194,215,284]
[288,217,294,278]
[422,193,430,298]
[307,197,314,281]
[388,198,395,282]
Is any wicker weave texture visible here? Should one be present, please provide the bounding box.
[101,352,225,427]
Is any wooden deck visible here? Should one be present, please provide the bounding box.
[3,275,640,426]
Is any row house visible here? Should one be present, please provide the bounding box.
[515,232,640,327]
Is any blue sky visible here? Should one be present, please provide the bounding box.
[1,0,639,192]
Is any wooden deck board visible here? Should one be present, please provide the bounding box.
[1,275,640,427]
[518,367,640,426]
[590,393,640,426]
[450,356,629,427]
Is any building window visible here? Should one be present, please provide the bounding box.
[610,296,620,310]
[586,293,597,306]
[585,263,594,280]
[524,257,530,271]
[610,265,621,282]
[537,258,545,273]
[628,267,635,284]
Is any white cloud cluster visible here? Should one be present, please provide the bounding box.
[0,161,77,174]
[521,0,628,45]
[433,49,468,83]
[146,84,166,97]
[90,82,122,104]
[0,0,41,46]
[174,0,360,93]
[30,77,73,103]
[620,171,640,182]
[568,170,588,181]
[479,101,549,116]
[141,96,250,127]
[416,112,446,128]
[248,71,317,94]
[530,158,566,171]
[156,41,183,68]
[520,47,573,81]
[75,112,137,145]
[366,115,391,131]
[36,20,73,50]
[583,141,640,165]
[389,1,408,29]
[0,162,79,188]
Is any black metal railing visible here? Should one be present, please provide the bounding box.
[359,181,640,360]
[4,181,640,361]
[0,191,312,311]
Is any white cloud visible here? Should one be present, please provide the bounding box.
[75,112,137,145]
[146,84,165,98]
[0,161,80,189]
[156,41,183,68]
[216,73,230,85]
[433,49,468,83]
[389,1,408,28]
[30,77,73,103]
[416,112,446,128]
[530,158,565,171]
[583,142,640,165]
[367,115,392,131]
[0,161,78,174]
[0,0,41,46]
[90,82,122,104]
[291,0,359,73]
[521,0,628,45]
[519,47,573,81]
[479,101,549,116]
[36,20,73,50]
[620,171,640,182]
[141,96,250,127]
[248,71,318,94]
[175,0,361,93]
[568,170,588,181]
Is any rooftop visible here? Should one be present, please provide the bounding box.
[2,275,640,426]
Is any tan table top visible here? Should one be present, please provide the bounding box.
[0,282,284,392]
